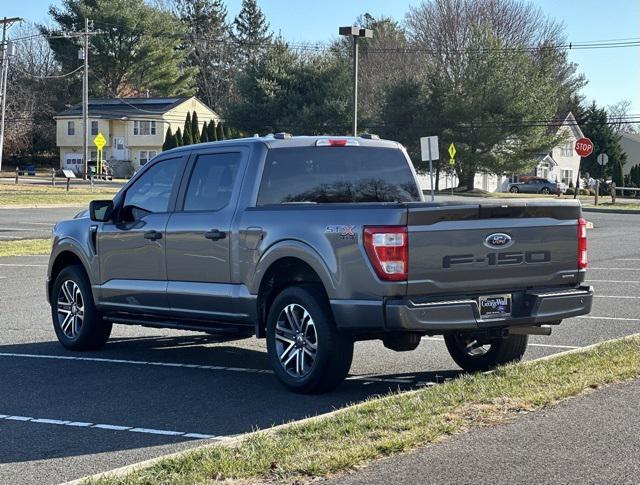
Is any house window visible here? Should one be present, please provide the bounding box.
[67,121,75,136]
[561,169,573,185]
[139,150,157,166]
[91,121,99,136]
[133,120,157,136]
[560,143,573,157]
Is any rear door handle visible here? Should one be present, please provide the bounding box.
[144,230,162,240]
[204,229,226,241]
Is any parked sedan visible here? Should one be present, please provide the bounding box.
[507,177,566,194]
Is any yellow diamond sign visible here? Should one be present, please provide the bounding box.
[448,143,456,159]
[93,132,106,150]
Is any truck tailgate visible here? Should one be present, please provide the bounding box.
[406,201,582,296]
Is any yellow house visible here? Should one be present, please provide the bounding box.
[55,96,221,174]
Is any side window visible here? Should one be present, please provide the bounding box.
[183,152,242,212]
[123,157,182,218]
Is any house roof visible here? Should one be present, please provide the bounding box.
[551,112,584,139]
[55,96,193,119]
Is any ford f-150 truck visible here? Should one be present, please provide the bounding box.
[47,135,593,393]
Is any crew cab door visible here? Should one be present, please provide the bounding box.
[97,155,186,312]
[164,148,247,319]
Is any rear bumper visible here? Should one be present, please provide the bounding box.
[385,286,593,332]
[331,286,593,333]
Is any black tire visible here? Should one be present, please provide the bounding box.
[51,265,112,351]
[541,187,551,194]
[509,186,519,193]
[266,285,353,393]
[444,333,528,372]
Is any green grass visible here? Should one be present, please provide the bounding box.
[585,202,640,211]
[0,183,119,207]
[88,335,640,485]
[0,239,51,257]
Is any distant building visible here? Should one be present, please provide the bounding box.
[55,96,220,175]
[415,112,583,192]
[620,132,640,177]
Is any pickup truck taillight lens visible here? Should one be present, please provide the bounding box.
[578,218,588,269]
[363,226,408,281]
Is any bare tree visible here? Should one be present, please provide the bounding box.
[608,100,638,134]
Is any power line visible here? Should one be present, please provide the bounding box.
[13,64,83,79]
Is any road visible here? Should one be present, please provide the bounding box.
[0,207,81,240]
[0,211,638,484]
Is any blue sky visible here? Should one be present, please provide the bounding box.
[10,0,640,113]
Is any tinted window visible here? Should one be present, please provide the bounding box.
[257,147,420,204]
[124,157,182,216]
[183,153,241,211]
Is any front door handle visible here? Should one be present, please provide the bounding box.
[204,229,226,241]
[144,230,162,240]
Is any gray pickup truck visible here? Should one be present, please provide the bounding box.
[47,135,593,393]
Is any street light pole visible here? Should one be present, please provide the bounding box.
[0,17,22,173]
[339,26,373,136]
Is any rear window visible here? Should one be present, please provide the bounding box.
[257,147,421,205]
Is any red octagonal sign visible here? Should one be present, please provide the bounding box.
[575,137,594,157]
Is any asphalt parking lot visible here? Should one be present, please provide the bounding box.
[0,210,639,485]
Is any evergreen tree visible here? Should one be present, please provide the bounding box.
[191,111,201,143]
[208,120,218,141]
[578,102,627,179]
[232,0,272,68]
[216,122,225,140]
[175,127,184,147]
[612,161,624,186]
[201,121,209,142]
[162,126,174,151]
[224,125,233,139]
[183,112,193,145]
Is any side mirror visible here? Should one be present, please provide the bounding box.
[89,200,114,222]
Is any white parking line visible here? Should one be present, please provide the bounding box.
[421,337,580,350]
[589,267,640,271]
[0,352,416,385]
[576,316,640,322]
[0,263,47,267]
[588,280,640,283]
[0,414,220,440]
[594,295,640,299]
[618,258,640,261]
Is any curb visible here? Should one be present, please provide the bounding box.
[582,207,640,215]
[63,334,640,485]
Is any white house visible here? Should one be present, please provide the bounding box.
[55,96,221,175]
[621,132,640,177]
[415,112,584,192]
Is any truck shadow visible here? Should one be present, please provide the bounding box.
[0,335,462,466]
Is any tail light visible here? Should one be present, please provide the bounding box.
[578,218,588,269]
[315,138,359,147]
[363,226,408,281]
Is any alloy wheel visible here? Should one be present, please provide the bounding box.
[56,280,84,340]
[456,335,491,357]
[274,303,318,378]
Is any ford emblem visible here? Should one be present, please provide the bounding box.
[484,233,513,249]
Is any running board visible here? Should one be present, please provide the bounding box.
[104,315,254,336]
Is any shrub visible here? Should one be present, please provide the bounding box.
[578,189,589,196]
[565,188,575,195]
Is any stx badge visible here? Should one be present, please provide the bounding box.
[326,225,356,240]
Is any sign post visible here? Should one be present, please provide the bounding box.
[595,153,608,205]
[573,137,593,199]
[421,136,439,201]
[93,132,106,180]
[448,144,456,196]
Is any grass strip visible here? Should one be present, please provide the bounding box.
[0,184,119,207]
[0,238,51,257]
[87,335,640,485]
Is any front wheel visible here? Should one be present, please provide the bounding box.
[444,333,528,372]
[540,187,551,194]
[509,186,519,193]
[266,285,353,393]
[51,265,112,350]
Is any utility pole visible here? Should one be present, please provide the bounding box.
[0,17,22,173]
[80,17,91,179]
[339,26,373,136]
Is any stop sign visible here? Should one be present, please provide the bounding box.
[575,137,594,157]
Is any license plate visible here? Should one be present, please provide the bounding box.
[478,294,512,319]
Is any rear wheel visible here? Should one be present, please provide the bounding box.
[266,285,353,393]
[444,333,528,372]
[541,187,551,194]
[51,265,111,350]
[509,186,519,193]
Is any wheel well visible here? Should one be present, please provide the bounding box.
[256,257,326,338]
[49,251,86,302]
